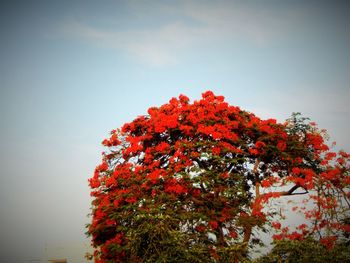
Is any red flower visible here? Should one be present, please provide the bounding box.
[277,141,286,151]
[98,162,108,172]
[126,196,137,204]
[220,172,229,179]
[88,178,100,188]
[209,221,218,230]
[271,222,281,230]
[102,139,110,146]
[249,148,259,155]
[212,147,221,155]
[155,142,170,153]
[292,167,301,175]
[255,141,265,149]
[320,236,337,249]
[165,183,187,195]
[297,223,307,230]
[179,94,189,104]
[229,231,238,238]
[192,188,201,197]
[180,125,193,135]
[202,90,215,99]
[195,225,206,232]
[260,179,272,188]
[272,234,283,240]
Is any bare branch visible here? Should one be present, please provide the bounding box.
[265,184,309,197]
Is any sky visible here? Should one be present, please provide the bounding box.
[0,0,349,261]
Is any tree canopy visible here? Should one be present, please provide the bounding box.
[87,91,350,262]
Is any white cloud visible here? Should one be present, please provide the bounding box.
[59,1,303,66]
[123,22,203,66]
[61,20,203,66]
[183,2,283,45]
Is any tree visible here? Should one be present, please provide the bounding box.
[87,91,350,262]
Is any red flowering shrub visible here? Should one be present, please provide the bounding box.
[87,91,350,262]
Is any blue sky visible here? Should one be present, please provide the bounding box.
[1,0,349,261]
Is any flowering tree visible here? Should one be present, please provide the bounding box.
[87,91,350,262]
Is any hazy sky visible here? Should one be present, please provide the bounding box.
[1,0,349,261]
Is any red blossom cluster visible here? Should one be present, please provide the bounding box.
[87,91,350,261]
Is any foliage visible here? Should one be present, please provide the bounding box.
[87,91,350,262]
[255,238,350,263]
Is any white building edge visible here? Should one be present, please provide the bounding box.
[37,242,93,263]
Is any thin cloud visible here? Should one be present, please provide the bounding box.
[59,2,305,66]
[61,20,203,66]
[182,1,286,45]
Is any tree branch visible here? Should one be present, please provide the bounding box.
[243,159,260,246]
[264,184,309,197]
[253,159,260,198]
